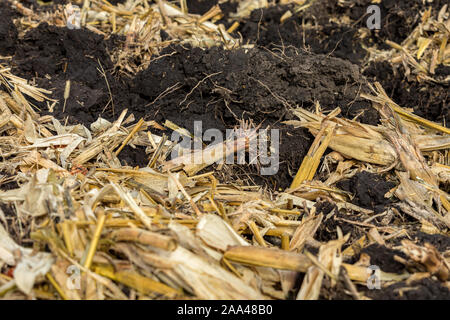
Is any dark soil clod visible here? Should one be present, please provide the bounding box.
[336,171,396,213]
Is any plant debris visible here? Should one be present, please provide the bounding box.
[0,0,449,300]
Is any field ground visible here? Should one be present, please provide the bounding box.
[0,0,449,300]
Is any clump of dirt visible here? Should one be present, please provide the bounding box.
[184,0,238,19]
[11,23,126,125]
[354,244,407,273]
[275,125,311,189]
[415,232,450,252]
[132,45,375,128]
[13,23,113,86]
[314,204,363,244]
[435,65,450,79]
[237,4,367,65]
[0,2,18,56]
[20,0,68,7]
[118,145,149,168]
[336,171,396,213]
[307,0,447,49]
[187,0,219,15]
[364,278,450,300]
[314,201,337,216]
[107,0,127,5]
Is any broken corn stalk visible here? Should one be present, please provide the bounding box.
[94,264,180,297]
[290,122,336,189]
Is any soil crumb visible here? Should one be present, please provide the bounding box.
[336,171,396,213]
[355,244,407,274]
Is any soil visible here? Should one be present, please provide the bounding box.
[0,171,19,191]
[235,0,449,124]
[131,45,375,128]
[119,145,149,168]
[363,61,450,124]
[314,201,364,244]
[363,278,450,300]
[0,2,18,56]
[10,24,376,125]
[236,3,370,65]
[21,0,69,6]
[236,0,448,64]
[353,244,407,273]
[336,171,396,213]
[185,0,238,19]
[187,0,219,15]
[395,232,450,253]
[1,0,450,300]
[107,0,127,5]
[8,23,377,188]
[11,23,122,124]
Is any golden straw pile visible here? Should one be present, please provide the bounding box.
[0,0,449,300]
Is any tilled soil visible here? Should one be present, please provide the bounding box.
[1,0,449,300]
[236,0,448,63]
[363,278,450,300]
[10,24,374,126]
[235,0,449,124]
[0,2,18,56]
[336,171,396,213]
[11,23,118,124]
[8,22,377,189]
[364,61,450,124]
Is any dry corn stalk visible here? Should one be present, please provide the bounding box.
[401,240,450,281]
[297,235,349,300]
[224,246,408,283]
[289,213,323,251]
[288,107,397,166]
[109,228,177,251]
[363,83,450,229]
[164,128,257,176]
[384,5,450,81]
[290,117,336,189]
